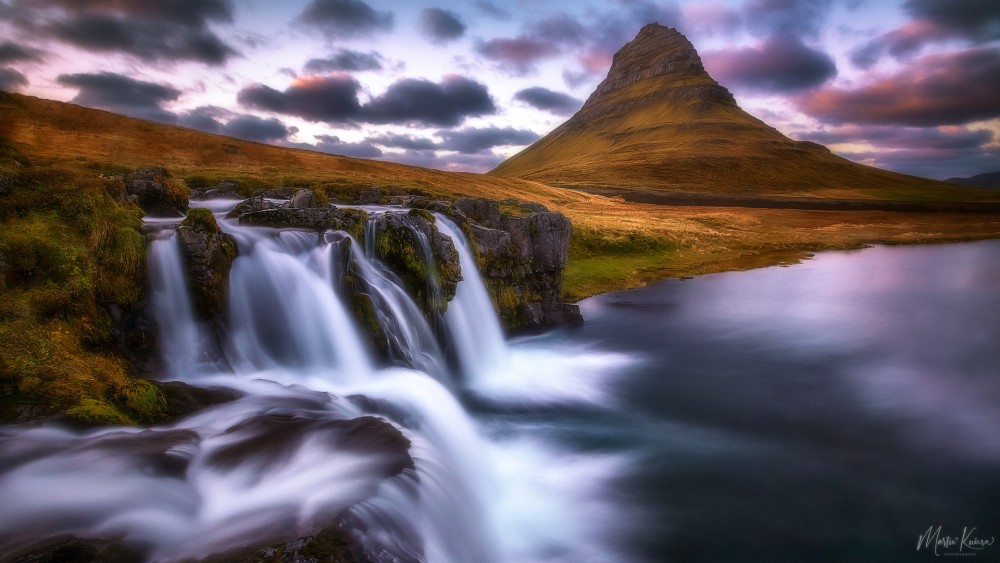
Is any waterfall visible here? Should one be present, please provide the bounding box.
[434,214,509,380]
[0,201,628,563]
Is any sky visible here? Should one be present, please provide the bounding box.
[0,0,998,179]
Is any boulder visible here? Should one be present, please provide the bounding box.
[224,195,279,219]
[368,210,461,316]
[288,189,316,209]
[176,208,238,320]
[125,166,189,216]
[237,206,367,237]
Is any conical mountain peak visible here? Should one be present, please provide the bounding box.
[586,23,731,105]
[491,25,941,197]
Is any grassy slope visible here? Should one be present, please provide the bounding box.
[490,76,1000,203]
[2,91,1000,421]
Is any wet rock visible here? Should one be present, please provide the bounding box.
[288,188,316,208]
[3,536,143,563]
[151,380,242,422]
[194,180,240,199]
[453,197,581,328]
[368,210,461,316]
[224,195,279,219]
[238,206,367,236]
[124,166,188,217]
[176,208,238,320]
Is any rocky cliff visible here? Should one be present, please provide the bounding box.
[491,23,951,198]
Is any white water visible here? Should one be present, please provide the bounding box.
[0,201,632,562]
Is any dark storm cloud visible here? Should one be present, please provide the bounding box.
[363,76,495,127]
[0,67,28,90]
[312,134,383,158]
[177,105,233,133]
[513,87,582,115]
[526,14,587,46]
[30,0,235,26]
[237,76,363,122]
[48,14,236,64]
[57,71,180,122]
[10,0,237,64]
[474,0,510,21]
[797,125,994,151]
[420,8,465,43]
[238,75,495,127]
[297,0,393,38]
[798,48,1000,126]
[742,0,834,38]
[851,0,1000,68]
[475,37,561,74]
[369,133,439,151]
[0,41,44,64]
[437,127,539,153]
[304,49,383,73]
[703,35,836,92]
[903,0,1000,40]
[222,114,292,142]
[835,145,1000,180]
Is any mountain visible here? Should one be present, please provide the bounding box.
[491,24,975,201]
[947,171,1000,188]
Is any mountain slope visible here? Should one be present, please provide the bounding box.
[947,171,1000,188]
[491,24,989,202]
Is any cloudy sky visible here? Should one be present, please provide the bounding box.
[0,0,997,179]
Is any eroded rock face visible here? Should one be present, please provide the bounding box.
[454,198,581,328]
[238,206,367,236]
[176,208,238,320]
[125,166,189,217]
[368,210,461,317]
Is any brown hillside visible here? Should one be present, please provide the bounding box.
[490,24,993,202]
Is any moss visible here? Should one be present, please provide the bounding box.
[181,207,221,232]
[113,378,167,423]
[66,398,133,426]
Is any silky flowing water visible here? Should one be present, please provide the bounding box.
[1,200,998,562]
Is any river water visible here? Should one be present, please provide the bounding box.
[1,201,998,562]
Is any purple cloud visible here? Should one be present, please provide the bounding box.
[57,71,180,122]
[475,37,560,74]
[297,0,393,38]
[420,8,465,43]
[304,49,383,73]
[703,35,836,92]
[798,47,1000,126]
[514,87,582,115]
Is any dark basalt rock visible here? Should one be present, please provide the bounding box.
[176,208,238,320]
[151,380,242,422]
[2,536,143,563]
[368,210,461,317]
[238,206,367,236]
[455,197,581,328]
[224,195,279,219]
[124,166,189,217]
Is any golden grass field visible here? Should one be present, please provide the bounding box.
[4,90,1000,300]
[3,91,1000,424]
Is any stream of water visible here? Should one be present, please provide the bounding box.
[1,200,998,562]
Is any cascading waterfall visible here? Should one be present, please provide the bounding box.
[0,200,630,563]
[434,214,508,380]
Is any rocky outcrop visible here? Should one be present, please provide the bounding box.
[125,166,189,217]
[227,193,579,331]
[238,206,367,236]
[176,208,238,320]
[368,210,462,316]
[452,198,582,328]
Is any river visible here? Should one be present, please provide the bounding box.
[1,201,998,562]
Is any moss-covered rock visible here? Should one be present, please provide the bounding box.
[369,211,461,317]
[176,208,238,320]
[124,166,189,217]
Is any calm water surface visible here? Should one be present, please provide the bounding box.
[496,240,1000,562]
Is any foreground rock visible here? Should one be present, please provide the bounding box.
[226,192,580,330]
[176,208,238,320]
[368,210,462,316]
[453,198,582,328]
[124,166,189,216]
